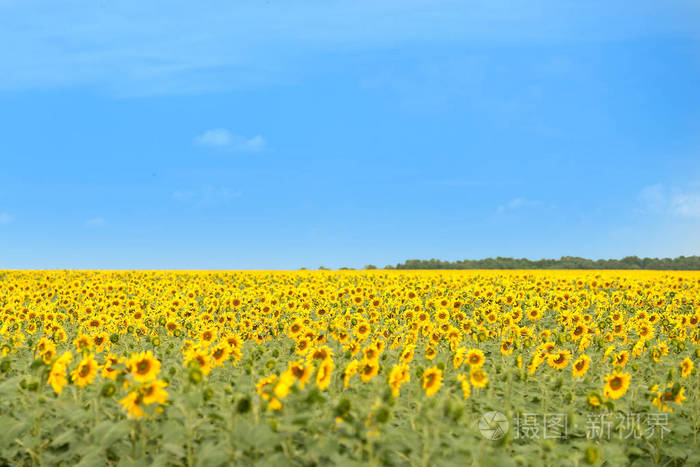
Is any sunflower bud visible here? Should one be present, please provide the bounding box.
[334,398,351,418]
[375,406,391,424]
[584,445,599,464]
[189,368,203,384]
[236,396,251,414]
[101,382,116,397]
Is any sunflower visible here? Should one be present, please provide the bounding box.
[165,320,178,334]
[274,369,296,399]
[127,351,161,383]
[425,346,437,360]
[309,345,334,363]
[355,322,371,341]
[42,348,55,364]
[209,342,230,367]
[343,360,360,387]
[470,367,488,388]
[287,319,304,338]
[360,359,379,383]
[422,367,442,397]
[452,348,466,369]
[637,323,654,340]
[101,354,124,380]
[572,354,591,378]
[500,339,514,356]
[651,383,687,412]
[119,391,145,419]
[680,357,693,378]
[466,349,485,368]
[456,373,471,400]
[602,345,615,362]
[184,347,211,375]
[48,351,73,394]
[74,334,93,352]
[613,350,629,367]
[362,345,379,362]
[528,351,546,375]
[256,374,277,398]
[547,350,571,370]
[71,354,99,387]
[587,393,601,408]
[36,337,54,356]
[527,308,543,322]
[316,358,334,390]
[388,363,410,397]
[400,345,415,364]
[295,338,311,356]
[289,360,314,388]
[603,371,631,400]
[92,332,109,352]
[570,323,588,340]
[141,379,168,405]
[631,340,645,357]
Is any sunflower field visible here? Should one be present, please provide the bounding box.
[0,270,698,466]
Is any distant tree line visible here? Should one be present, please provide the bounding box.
[390,256,700,270]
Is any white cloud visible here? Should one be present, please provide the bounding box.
[195,129,266,152]
[638,184,700,219]
[85,217,106,227]
[196,128,233,148]
[0,212,14,224]
[243,135,266,152]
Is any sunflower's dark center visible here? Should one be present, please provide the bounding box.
[610,377,622,390]
[137,360,151,374]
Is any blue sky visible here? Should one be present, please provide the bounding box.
[1,0,699,269]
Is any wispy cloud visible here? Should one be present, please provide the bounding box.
[639,184,700,219]
[0,212,14,224]
[85,217,106,227]
[1,1,698,95]
[497,197,541,214]
[195,129,266,152]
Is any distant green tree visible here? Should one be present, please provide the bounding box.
[393,256,700,270]
[364,264,378,270]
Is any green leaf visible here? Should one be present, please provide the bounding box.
[50,429,77,448]
[91,420,130,447]
[195,442,230,467]
[162,442,186,460]
[74,446,104,467]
